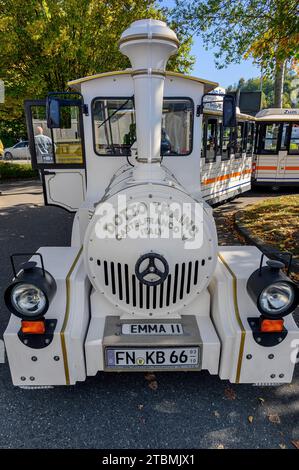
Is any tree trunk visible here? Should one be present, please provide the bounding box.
[273,60,286,108]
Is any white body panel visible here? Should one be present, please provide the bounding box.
[4,247,89,386]
[253,151,299,186]
[211,247,298,384]
[201,155,252,204]
[43,169,86,211]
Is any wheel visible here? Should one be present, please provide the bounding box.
[4,152,12,160]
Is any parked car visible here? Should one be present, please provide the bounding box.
[3,140,30,160]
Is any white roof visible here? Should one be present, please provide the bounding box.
[203,108,255,121]
[255,108,299,121]
[68,70,218,93]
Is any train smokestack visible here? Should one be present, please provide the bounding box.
[119,19,178,164]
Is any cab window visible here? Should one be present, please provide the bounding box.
[30,104,83,165]
[92,97,193,156]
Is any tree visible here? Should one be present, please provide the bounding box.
[171,0,299,107]
[227,70,299,108]
[0,0,194,145]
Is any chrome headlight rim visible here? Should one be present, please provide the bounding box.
[257,280,298,319]
[5,281,49,320]
[10,282,48,318]
[4,264,57,321]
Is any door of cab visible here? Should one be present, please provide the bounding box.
[25,97,86,212]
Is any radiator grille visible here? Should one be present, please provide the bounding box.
[98,259,204,310]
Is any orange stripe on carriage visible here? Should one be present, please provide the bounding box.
[202,169,252,185]
[285,166,299,171]
[256,166,277,171]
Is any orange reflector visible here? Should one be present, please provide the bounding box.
[260,318,284,333]
[21,320,45,335]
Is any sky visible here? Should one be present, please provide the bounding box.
[161,0,261,88]
[191,36,261,89]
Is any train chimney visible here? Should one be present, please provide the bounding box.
[119,19,178,164]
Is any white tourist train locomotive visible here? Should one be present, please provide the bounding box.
[3,20,299,387]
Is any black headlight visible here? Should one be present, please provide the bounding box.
[247,259,299,319]
[4,261,56,320]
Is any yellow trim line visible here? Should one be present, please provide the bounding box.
[218,253,246,383]
[60,247,83,385]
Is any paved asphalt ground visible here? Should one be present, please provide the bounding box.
[0,180,298,449]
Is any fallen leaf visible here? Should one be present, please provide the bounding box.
[137,404,144,410]
[144,373,156,382]
[279,444,286,449]
[268,414,281,424]
[214,410,220,418]
[224,387,236,400]
[292,441,299,449]
[216,444,224,449]
[148,380,158,391]
[248,415,254,423]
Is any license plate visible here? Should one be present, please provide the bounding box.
[105,347,200,370]
[121,323,184,335]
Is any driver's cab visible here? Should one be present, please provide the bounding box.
[25,71,218,214]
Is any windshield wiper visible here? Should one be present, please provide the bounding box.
[97,96,134,129]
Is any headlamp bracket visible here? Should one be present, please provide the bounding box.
[10,252,45,278]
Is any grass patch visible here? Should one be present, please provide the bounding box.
[237,195,299,258]
[0,161,38,180]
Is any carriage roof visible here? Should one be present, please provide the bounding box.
[255,108,299,121]
[203,108,255,121]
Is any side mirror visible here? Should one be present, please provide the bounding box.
[46,97,72,129]
[223,95,237,128]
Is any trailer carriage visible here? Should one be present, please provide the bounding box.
[3,20,299,387]
[253,108,299,190]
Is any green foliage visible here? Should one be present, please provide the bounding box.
[0,161,38,180]
[0,0,194,144]
[172,0,299,73]
[227,70,299,108]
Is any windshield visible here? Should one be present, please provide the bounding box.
[92,97,193,156]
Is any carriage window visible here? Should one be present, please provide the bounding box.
[204,118,217,163]
[92,97,193,156]
[261,123,280,154]
[234,122,244,158]
[222,126,231,161]
[289,123,299,154]
[246,122,255,155]
[280,123,289,151]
